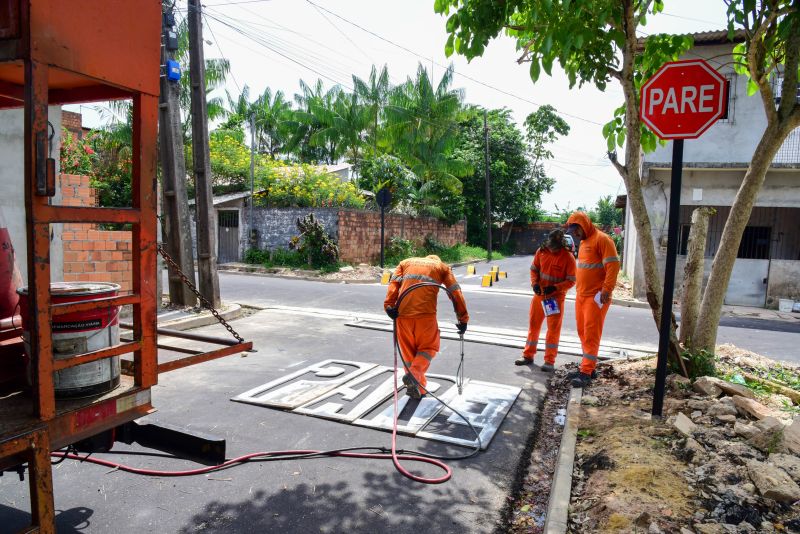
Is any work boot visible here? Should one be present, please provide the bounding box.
[571,372,593,388]
[540,362,555,373]
[566,369,597,380]
[406,384,424,399]
[514,357,534,366]
[402,373,415,388]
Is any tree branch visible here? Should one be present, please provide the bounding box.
[608,151,627,178]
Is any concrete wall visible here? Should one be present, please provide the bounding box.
[766,260,800,309]
[0,107,63,283]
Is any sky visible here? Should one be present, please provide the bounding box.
[68,0,731,213]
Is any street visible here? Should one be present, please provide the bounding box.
[218,256,800,365]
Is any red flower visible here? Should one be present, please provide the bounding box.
[84,146,95,155]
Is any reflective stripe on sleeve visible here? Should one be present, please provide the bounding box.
[540,273,566,282]
[566,275,576,281]
[417,351,434,362]
[446,283,461,292]
[530,265,539,272]
[602,256,620,265]
[577,262,604,269]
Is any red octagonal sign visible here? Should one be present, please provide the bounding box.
[640,59,727,140]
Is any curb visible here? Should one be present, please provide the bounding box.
[219,267,378,285]
[543,386,582,534]
[154,303,244,332]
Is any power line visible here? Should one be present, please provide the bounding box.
[307,1,374,65]
[547,161,620,189]
[203,13,243,94]
[291,0,607,126]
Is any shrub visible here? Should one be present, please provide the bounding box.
[290,213,340,268]
[60,128,97,175]
[254,164,365,209]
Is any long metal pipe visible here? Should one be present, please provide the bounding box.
[119,323,240,347]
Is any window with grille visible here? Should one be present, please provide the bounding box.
[737,226,771,259]
[718,73,736,124]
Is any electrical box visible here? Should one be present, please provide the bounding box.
[166,30,179,51]
[163,12,175,28]
[166,59,181,81]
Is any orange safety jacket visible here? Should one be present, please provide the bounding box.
[567,211,620,297]
[384,255,469,323]
[530,247,576,297]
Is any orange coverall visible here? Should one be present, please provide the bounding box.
[384,255,469,392]
[523,246,576,364]
[567,212,620,375]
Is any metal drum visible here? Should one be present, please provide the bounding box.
[17,282,121,398]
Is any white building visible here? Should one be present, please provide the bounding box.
[622,30,800,309]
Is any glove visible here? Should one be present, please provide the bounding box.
[533,284,542,295]
[385,307,399,320]
[456,322,467,335]
[543,286,556,296]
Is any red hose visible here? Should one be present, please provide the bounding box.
[51,447,451,479]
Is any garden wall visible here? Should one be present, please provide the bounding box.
[507,222,561,255]
[60,174,133,292]
[242,207,339,255]
[337,210,466,264]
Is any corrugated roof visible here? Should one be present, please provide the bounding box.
[638,29,746,49]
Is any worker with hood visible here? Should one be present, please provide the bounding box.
[516,229,576,371]
[565,211,620,388]
[384,255,469,399]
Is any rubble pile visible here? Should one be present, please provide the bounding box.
[567,356,800,534]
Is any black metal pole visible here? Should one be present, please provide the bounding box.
[652,138,684,417]
[380,205,385,269]
[484,109,492,262]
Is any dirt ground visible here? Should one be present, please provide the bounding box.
[568,352,800,534]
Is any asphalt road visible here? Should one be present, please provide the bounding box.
[216,256,800,364]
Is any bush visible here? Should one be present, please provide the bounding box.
[384,239,503,267]
[290,213,340,269]
[244,248,269,265]
[254,163,365,209]
[672,348,716,380]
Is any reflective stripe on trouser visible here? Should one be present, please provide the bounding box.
[396,315,440,393]
[523,294,565,365]
[575,293,611,375]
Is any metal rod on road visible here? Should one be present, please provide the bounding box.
[652,138,684,417]
[119,324,241,347]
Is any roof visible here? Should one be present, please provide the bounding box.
[637,29,746,49]
[188,190,255,206]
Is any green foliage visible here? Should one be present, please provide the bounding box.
[674,349,716,380]
[356,153,416,208]
[290,213,340,268]
[590,195,624,228]
[454,106,555,245]
[253,164,364,209]
[384,236,503,267]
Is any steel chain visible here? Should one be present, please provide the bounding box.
[157,244,246,344]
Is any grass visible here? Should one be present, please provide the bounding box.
[384,242,504,268]
[244,247,342,273]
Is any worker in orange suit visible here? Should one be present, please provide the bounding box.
[516,229,576,371]
[384,255,469,399]
[565,211,620,388]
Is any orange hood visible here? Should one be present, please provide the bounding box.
[566,211,595,238]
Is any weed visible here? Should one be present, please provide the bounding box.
[671,349,716,379]
[577,429,596,439]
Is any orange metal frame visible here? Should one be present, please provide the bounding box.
[0,2,250,532]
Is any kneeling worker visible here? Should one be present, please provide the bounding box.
[516,229,576,371]
[384,255,469,399]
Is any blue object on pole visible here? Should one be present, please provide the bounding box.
[166,60,181,82]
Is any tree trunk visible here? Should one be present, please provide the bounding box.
[614,2,686,374]
[693,122,794,352]
[680,207,715,349]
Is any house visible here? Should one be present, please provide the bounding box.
[621,30,800,309]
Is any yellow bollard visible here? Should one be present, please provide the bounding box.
[481,274,493,287]
[499,271,507,279]
[381,271,391,285]
[493,271,499,282]
[467,265,476,275]
[490,265,500,273]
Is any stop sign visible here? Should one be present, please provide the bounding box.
[640,59,727,140]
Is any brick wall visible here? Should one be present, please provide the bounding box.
[61,110,83,139]
[60,174,133,291]
[337,210,466,264]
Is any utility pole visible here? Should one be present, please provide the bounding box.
[249,114,255,248]
[159,2,197,306]
[188,0,221,307]
[484,109,492,262]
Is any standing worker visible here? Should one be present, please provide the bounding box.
[566,211,620,388]
[384,255,469,399]
[516,229,576,371]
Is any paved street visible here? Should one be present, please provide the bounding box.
[217,256,800,364]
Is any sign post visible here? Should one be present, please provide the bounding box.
[639,59,727,417]
[376,187,392,269]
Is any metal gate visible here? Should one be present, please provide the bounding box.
[724,259,769,307]
[217,210,240,264]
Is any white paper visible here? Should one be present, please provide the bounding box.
[594,291,603,309]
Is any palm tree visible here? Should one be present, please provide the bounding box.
[220,85,252,132]
[288,79,342,164]
[252,87,293,159]
[353,65,390,150]
[308,89,370,168]
[385,64,470,215]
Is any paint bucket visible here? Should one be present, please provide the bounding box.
[16,282,121,398]
[778,299,794,313]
